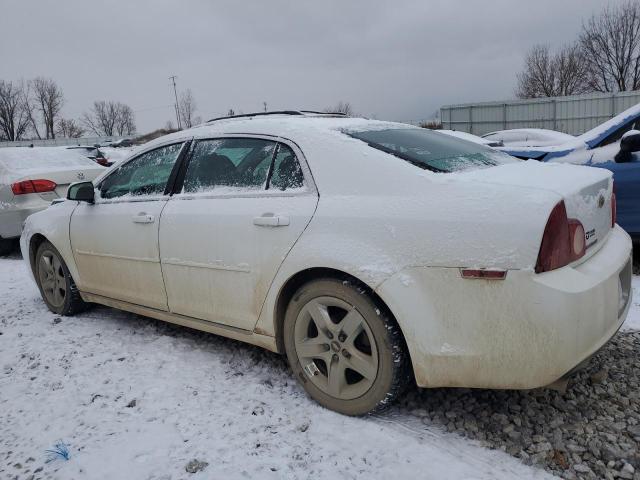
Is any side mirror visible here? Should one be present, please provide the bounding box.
[615,130,640,162]
[67,181,95,203]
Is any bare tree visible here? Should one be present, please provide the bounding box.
[179,89,197,128]
[516,44,590,98]
[56,118,85,138]
[580,1,640,92]
[0,80,30,141]
[30,77,64,138]
[114,104,136,135]
[324,101,354,116]
[82,101,117,136]
[82,101,136,136]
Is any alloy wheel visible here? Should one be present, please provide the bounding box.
[293,296,379,400]
[38,250,67,308]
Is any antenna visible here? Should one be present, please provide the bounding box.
[169,75,182,129]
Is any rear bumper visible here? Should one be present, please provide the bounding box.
[376,225,633,389]
[0,205,48,239]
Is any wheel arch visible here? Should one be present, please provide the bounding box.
[28,233,49,277]
[272,267,415,381]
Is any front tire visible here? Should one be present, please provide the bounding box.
[283,278,410,415]
[35,241,87,315]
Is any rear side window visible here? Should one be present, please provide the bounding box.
[181,138,306,193]
[345,128,515,173]
[269,144,305,190]
[182,138,276,193]
[99,143,183,199]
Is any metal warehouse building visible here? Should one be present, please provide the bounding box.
[440,90,640,136]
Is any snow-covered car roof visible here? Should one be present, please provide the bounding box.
[147,115,412,145]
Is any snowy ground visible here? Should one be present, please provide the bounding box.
[1,255,638,480]
[0,256,554,480]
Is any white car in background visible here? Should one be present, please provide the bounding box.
[482,128,574,147]
[0,147,105,254]
[436,129,503,147]
[20,112,632,415]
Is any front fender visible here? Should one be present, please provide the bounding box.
[20,201,77,284]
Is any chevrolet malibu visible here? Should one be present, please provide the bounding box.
[20,112,633,415]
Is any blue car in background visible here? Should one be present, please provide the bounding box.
[499,104,640,242]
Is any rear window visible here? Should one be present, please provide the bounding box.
[345,128,516,173]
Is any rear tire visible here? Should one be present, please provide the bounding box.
[34,241,88,316]
[0,238,16,256]
[283,278,410,415]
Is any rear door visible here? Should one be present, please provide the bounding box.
[70,142,187,310]
[159,136,318,330]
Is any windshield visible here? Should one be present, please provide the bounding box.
[345,128,516,172]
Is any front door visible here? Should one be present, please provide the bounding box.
[159,137,318,330]
[70,142,186,310]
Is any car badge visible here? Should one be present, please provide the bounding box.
[77,172,85,180]
[597,194,605,208]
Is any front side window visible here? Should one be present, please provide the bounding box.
[99,143,183,199]
[182,138,276,193]
[345,128,516,173]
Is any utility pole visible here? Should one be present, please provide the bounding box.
[169,75,182,130]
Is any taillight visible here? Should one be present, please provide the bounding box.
[535,201,585,273]
[611,182,617,228]
[11,179,57,195]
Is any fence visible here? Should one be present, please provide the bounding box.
[440,90,640,136]
[0,135,134,148]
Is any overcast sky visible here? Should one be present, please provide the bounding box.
[0,0,628,133]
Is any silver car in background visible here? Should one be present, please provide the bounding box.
[0,147,105,254]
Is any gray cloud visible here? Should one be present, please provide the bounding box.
[0,0,626,132]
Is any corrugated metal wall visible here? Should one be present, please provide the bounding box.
[440,90,640,136]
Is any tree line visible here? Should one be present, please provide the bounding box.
[517,1,640,98]
[0,77,138,141]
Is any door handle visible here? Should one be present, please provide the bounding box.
[132,213,155,224]
[253,213,290,227]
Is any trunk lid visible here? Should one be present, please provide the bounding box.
[11,165,105,202]
[454,161,614,260]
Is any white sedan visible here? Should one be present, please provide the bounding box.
[483,128,574,148]
[20,112,633,415]
[0,147,105,255]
